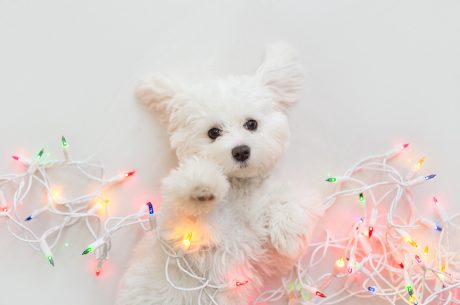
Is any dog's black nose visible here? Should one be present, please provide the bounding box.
[232,145,250,162]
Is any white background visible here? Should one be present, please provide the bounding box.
[0,1,459,305]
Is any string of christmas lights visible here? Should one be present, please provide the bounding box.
[0,136,142,275]
[1,139,458,305]
[253,144,460,305]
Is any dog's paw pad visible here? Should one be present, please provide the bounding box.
[191,187,215,203]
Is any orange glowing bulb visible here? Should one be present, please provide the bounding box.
[182,232,192,250]
[415,157,425,169]
[335,257,345,268]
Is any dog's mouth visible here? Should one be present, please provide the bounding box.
[238,161,249,169]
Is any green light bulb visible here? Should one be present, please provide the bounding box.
[47,256,55,267]
[326,177,337,183]
[61,136,69,149]
[406,285,413,296]
[37,148,45,160]
[82,247,93,255]
[359,193,365,205]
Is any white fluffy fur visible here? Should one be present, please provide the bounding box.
[116,43,320,305]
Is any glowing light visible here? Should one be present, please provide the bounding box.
[51,190,60,201]
[415,255,422,264]
[37,148,45,160]
[440,264,447,273]
[47,256,54,267]
[367,286,376,293]
[82,237,107,256]
[424,174,436,180]
[236,280,248,287]
[25,215,33,221]
[182,232,192,250]
[315,291,327,298]
[434,224,442,232]
[402,143,410,149]
[347,266,353,274]
[415,157,425,169]
[409,295,418,305]
[96,269,101,277]
[403,236,418,248]
[406,285,414,296]
[399,262,404,269]
[325,177,337,183]
[433,197,439,206]
[368,226,374,238]
[1,207,7,212]
[12,155,20,161]
[82,247,93,255]
[61,136,69,149]
[423,246,429,256]
[359,193,365,206]
[124,170,136,178]
[335,257,345,268]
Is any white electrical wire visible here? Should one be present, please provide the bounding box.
[1,140,458,305]
[253,144,459,305]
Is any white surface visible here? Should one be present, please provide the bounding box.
[0,1,459,305]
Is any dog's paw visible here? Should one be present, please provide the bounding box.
[267,197,312,259]
[270,225,306,259]
[161,157,229,215]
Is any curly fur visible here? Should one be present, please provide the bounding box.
[116,43,320,305]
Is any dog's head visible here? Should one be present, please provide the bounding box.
[137,43,304,178]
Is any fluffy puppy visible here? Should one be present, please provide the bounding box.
[116,43,319,305]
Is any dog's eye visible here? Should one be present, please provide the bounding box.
[208,128,222,140]
[244,119,258,131]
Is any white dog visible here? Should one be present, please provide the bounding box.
[116,43,319,305]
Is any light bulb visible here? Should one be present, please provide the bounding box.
[368,226,374,238]
[235,280,248,287]
[182,232,192,250]
[61,136,69,149]
[147,202,154,215]
[36,148,45,160]
[415,157,425,169]
[40,240,54,267]
[82,239,105,255]
[124,170,136,178]
[335,257,345,268]
[315,291,327,298]
[406,285,414,296]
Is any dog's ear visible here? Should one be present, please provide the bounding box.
[256,43,304,111]
[135,74,183,125]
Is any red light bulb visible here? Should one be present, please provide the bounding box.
[12,155,20,161]
[315,291,327,298]
[124,170,136,178]
[368,226,374,238]
[235,280,248,287]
